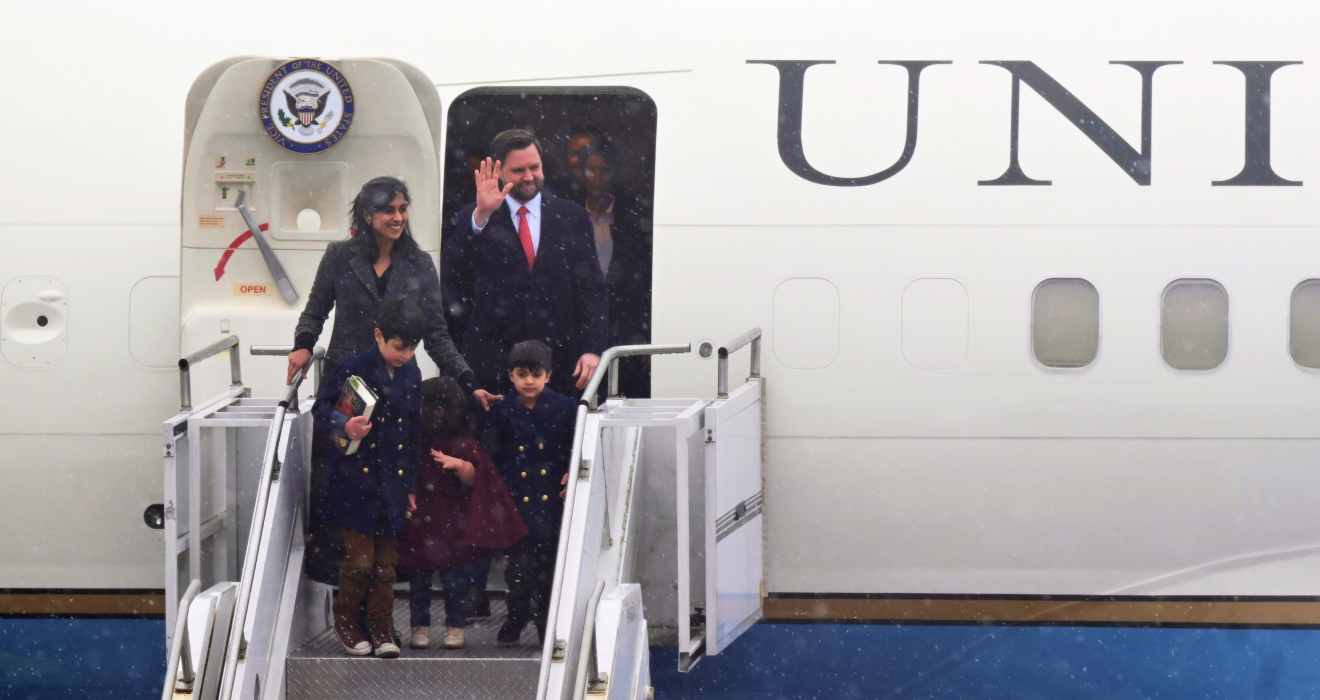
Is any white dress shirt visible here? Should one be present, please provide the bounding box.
[472,192,542,254]
[590,201,614,275]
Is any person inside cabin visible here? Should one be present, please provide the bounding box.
[565,129,653,398]
[311,297,426,659]
[398,377,528,651]
[483,340,577,645]
[287,176,499,584]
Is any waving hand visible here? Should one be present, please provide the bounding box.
[473,157,512,228]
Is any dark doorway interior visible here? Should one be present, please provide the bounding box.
[441,88,658,398]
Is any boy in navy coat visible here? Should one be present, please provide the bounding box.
[312,297,424,658]
[484,340,577,645]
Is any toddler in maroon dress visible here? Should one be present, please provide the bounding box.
[398,377,528,649]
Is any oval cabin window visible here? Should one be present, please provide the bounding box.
[1290,280,1320,369]
[1161,279,1229,371]
[1031,278,1099,369]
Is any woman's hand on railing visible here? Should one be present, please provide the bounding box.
[286,349,311,385]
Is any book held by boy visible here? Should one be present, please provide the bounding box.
[334,375,377,455]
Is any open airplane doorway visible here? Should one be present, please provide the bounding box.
[440,87,658,397]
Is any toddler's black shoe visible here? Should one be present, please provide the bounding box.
[496,619,523,647]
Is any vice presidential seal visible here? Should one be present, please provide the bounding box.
[258,59,354,154]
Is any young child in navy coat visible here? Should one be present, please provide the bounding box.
[484,340,577,645]
[312,297,424,659]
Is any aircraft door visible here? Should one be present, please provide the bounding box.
[179,57,443,401]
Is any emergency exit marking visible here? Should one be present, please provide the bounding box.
[199,215,226,229]
[233,283,271,297]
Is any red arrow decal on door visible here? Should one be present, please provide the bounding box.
[213,223,270,281]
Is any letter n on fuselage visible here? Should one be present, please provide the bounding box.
[979,61,1180,186]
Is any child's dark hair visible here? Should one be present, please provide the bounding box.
[508,340,552,373]
[377,297,425,347]
[420,377,475,438]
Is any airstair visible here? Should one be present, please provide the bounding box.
[160,330,766,700]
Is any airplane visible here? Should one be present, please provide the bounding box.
[5,1,1320,698]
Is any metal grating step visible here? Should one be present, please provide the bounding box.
[286,598,541,700]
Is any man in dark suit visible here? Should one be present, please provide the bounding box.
[443,129,609,400]
[565,131,652,398]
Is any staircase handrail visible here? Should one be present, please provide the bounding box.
[570,580,607,700]
[215,346,323,700]
[581,343,692,410]
[178,335,242,412]
[539,342,692,699]
[716,328,761,398]
[161,578,202,700]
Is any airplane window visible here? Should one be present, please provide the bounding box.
[441,88,657,397]
[1289,280,1320,368]
[1161,279,1229,371]
[1031,278,1099,368]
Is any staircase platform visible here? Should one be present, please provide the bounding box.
[286,598,541,700]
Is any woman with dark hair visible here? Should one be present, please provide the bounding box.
[288,176,499,584]
[287,176,498,407]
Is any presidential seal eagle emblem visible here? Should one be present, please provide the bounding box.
[258,59,354,154]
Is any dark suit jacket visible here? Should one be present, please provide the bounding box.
[443,193,609,398]
[294,233,476,394]
[311,348,422,535]
[603,193,652,398]
[482,388,576,540]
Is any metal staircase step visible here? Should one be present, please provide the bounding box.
[286,598,541,700]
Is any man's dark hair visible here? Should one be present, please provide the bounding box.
[420,376,475,438]
[490,129,543,162]
[376,297,425,347]
[508,339,552,373]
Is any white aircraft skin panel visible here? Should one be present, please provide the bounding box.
[763,437,1320,596]
[652,226,1320,439]
[1,435,165,588]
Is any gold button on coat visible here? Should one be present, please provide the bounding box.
[370,444,376,449]
[521,472,527,478]
[424,516,431,523]
[540,469,546,475]
[398,470,404,476]
[397,418,402,424]
[405,511,411,518]
[539,443,544,450]
[542,494,549,501]
[398,444,403,450]
[426,483,434,491]
[519,445,525,452]
[363,467,369,473]
[523,496,529,503]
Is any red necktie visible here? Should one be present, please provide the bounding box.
[517,205,535,270]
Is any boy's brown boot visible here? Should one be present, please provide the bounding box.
[369,620,401,658]
[334,619,371,656]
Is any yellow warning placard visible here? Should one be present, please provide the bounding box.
[233,283,272,297]
[199,215,226,229]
